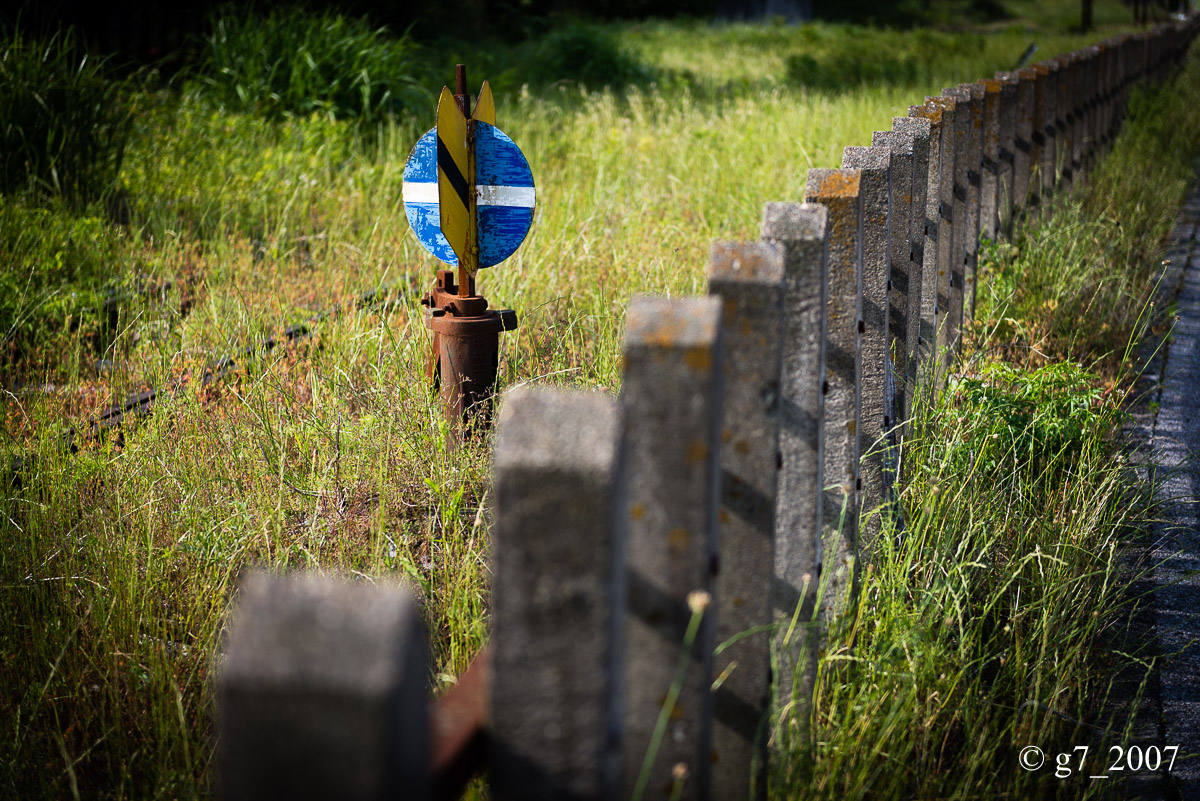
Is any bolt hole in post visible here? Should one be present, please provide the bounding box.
[403,63,534,445]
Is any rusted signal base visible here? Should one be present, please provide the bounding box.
[430,648,490,800]
[422,269,517,442]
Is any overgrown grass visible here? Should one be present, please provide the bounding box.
[771,49,1200,800]
[0,6,1193,799]
[195,5,433,126]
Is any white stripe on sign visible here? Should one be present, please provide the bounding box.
[476,184,536,208]
[402,182,535,208]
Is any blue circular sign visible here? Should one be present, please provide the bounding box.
[402,122,535,269]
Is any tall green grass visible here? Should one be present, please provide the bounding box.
[0,27,131,204]
[196,6,433,126]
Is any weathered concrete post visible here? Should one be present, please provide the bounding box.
[1057,54,1079,195]
[1016,67,1044,218]
[620,294,723,801]
[1033,62,1057,214]
[910,99,955,372]
[938,89,969,361]
[954,82,985,325]
[979,79,1003,245]
[803,169,862,616]
[491,387,625,801]
[883,116,931,429]
[706,240,786,801]
[1078,47,1099,181]
[993,73,1019,240]
[218,574,429,801]
[760,202,827,768]
[872,122,924,437]
[841,146,892,546]
[1002,69,1036,225]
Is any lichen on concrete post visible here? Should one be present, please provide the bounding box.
[492,387,625,801]
[218,573,429,801]
[760,202,827,768]
[620,294,724,801]
[840,146,892,547]
[803,169,862,619]
[706,240,786,801]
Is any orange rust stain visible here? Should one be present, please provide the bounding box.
[668,527,691,549]
[669,705,686,721]
[684,346,712,371]
[721,428,733,443]
[631,503,645,520]
[719,508,731,524]
[687,439,709,464]
[982,78,1002,92]
[734,440,751,455]
[902,193,912,204]
[732,596,744,607]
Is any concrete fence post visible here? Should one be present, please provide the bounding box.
[491,387,625,801]
[620,294,724,801]
[1078,47,1099,181]
[760,202,828,764]
[1029,63,1053,217]
[909,100,954,372]
[979,79,1002,246]
[872,122,923,438]
[935,90,967,363]
[884,117,931,430]
[706,240,787,801]
[840,146,892,547]
[803,169,862,617]
[217,574,430,801]
[994,73,1019,240]
[1003,69,1035,226]
[953,83,985,326]
[1016,67,1044,218]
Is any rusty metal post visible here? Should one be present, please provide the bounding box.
[422,269,518,442]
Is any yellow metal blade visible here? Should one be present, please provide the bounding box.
[472,80,495,126]
[436,86,471,266]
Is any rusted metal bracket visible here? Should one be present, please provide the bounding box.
[430,648,490,800]
[421,269,517,442]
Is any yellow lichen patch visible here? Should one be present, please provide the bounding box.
[687,438,709,464]
[667,527,691,549]
[847,419,856,435]
[684,346,713,371]
[631,503,646,520]
[734,439,751,455]
[816,170,861,198]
